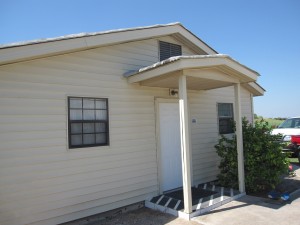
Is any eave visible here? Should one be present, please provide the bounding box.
[0,23,216,66]
[125,55,261,93]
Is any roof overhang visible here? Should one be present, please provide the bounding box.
[125,55,263,94]
[242,82,265,96]
[0,23,217,66]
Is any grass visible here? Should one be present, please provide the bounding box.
[288,157,299,165]
[255,118,284,129]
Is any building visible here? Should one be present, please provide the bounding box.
[0,23,264,225]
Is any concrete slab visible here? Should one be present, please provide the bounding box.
[193,194,300,225]
[293,163,300,176]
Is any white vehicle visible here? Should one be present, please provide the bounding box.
[271,117,300,160]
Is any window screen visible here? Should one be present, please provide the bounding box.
[68,97,109,148]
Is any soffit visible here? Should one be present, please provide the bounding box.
[126,55,259,91]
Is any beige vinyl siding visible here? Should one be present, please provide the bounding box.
[240,87,254,123]
[0,34,253,225]
[0,38,168,225]
[189,86,253,185]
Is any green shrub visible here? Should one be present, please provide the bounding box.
[215,118,289,193]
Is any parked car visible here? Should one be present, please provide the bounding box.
[271,117,300,162]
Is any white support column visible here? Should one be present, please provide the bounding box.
[178,75,192,214]
[250,93,254,124]
[234,83,245,193]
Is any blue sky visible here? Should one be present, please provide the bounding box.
[1,0,299,118]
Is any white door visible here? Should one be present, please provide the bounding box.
[158,102,183,192]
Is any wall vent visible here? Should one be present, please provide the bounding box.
[159,41,182,61]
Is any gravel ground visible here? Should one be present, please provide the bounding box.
[95,164,300,225]
[68,163,300,225]
[88,208,201,225]
[281,162,300,193]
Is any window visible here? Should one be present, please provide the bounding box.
[159,41,182,61]
[218,103,234,134]
[278,118,300,128]
[68,97,109,148]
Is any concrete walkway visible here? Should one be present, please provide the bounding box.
[193,192,300,225]
[73,164,300,225]
[76,193,300,225]
[193,163,300,225]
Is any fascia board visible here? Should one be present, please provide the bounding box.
[128,57,258,83]
[0,25,180,66]
[0,23,216,66]
[0,38,87,66]
[128,60,182,83]
[241,82,265,96]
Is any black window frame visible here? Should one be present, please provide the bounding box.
[159,41,182,61]
[217,103,234,135]
[68,97,109,149]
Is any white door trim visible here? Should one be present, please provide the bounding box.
[155,98,193,194]
[155,98,179,194]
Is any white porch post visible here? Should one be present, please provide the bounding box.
[234,83,245,193]
[178,75,192,214]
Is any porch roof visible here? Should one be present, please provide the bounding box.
[125,55,264,96]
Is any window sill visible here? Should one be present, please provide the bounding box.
[67,145,111,152]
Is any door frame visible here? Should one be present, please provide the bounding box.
[155,98,193,194]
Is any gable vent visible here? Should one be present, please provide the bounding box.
[159,41,182,61]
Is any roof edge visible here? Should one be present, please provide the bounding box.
[0,22,219,66]
[242,82,265,96]
[124,54,260,77]
[0,22,181,49]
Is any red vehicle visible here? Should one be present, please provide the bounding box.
[271,117,300,163]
